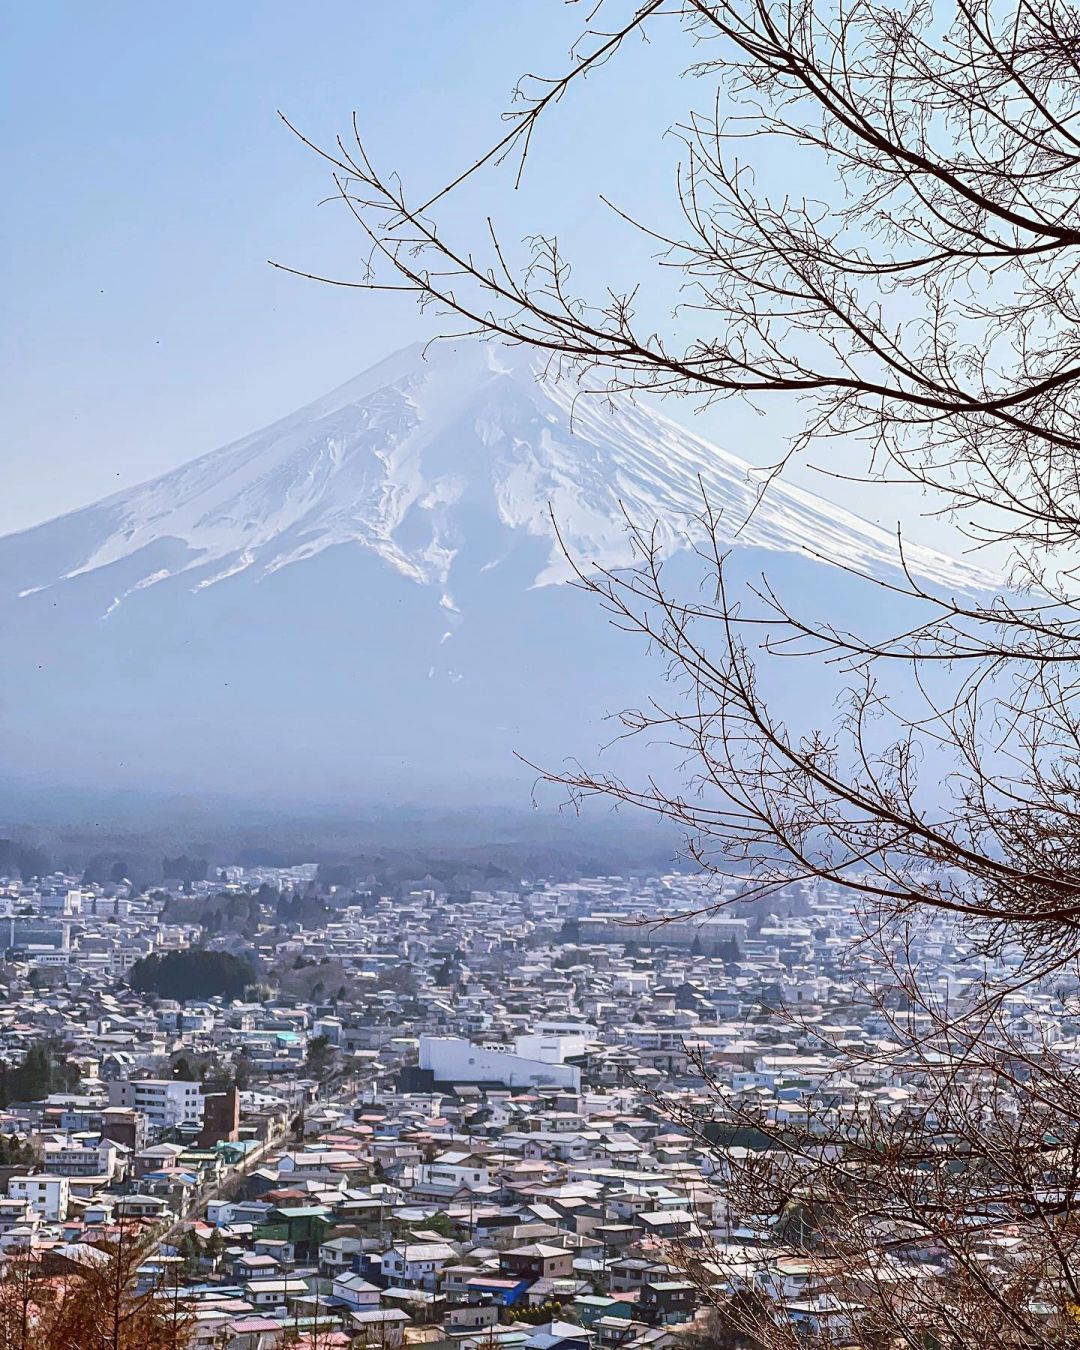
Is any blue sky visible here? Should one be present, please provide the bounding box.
[1,2,693,532]
[2,1,954,552]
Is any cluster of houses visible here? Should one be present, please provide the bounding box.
[0,862,1065,1346]
[153,1093,722,1349]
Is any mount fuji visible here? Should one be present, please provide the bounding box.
[0,340,988,805]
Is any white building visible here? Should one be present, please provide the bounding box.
[108,1078,204,1131]
[331,1273,381,1310]
[8,1175,69,1221]
[242,1277,310,1313]
[419,1036,581,1090]
[414,1149,489,1197]
[40,1139,120,1181]
[513,1027,593,1063]
[380,1241,457,1288]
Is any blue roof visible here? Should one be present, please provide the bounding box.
[215,1138,260,1155]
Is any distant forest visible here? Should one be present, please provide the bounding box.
[0,794,680,889]
[0,810,682,891]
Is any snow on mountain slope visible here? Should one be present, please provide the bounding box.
[14,339,989,610]
[0,339,997,801]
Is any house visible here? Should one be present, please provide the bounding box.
[639,1281,696,1325]
[348,1308,410,1348]
[607,1259,661,1293]
[258,1205,333,1260]
[115,1194,170,1221]
[448,1303,501,1333]
[233,1252,280,1281]
[242,1276,311,1314]
[331,1272,382,1310]
[0,1198,34,1238]
[636,1210,696,1242]
[414,1149,490,1198]
[380,1241,457,1290]
[502,1243,575,1282]
[573,1296,632,1329]
[218,1315,282,1350]
[524,1320,593,1350]
[207,1198,272,1228]
[320,1234,366,1276]
[253,1236,294,1265]
[132,1142,187,1180]
[465,1275,531,1308]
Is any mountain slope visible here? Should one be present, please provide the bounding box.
[7,340,986,608]
[0,340,989,804]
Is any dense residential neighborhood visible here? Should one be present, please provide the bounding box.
[0,860,1057,1346]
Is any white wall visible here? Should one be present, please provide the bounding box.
[419,1036,580,1089]
[513,1032,587,1063]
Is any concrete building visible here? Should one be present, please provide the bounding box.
[418,1036,581,1090]
[8,1175,69,1221]
[108,1078,204,1131]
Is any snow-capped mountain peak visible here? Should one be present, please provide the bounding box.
[0,338,997,801]
[17,338,987,609]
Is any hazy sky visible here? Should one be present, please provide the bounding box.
[2,2,954,550]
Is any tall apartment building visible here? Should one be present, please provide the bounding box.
[107,1078,204,1131]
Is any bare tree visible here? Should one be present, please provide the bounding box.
[651,955,1080,1347]
[278,0,1080,947]
[284,0,1080,1343]
[0,1219,192,1349]
[0,1253,53,1350]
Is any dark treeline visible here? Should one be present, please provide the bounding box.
[0,804,677,889]
[162,855,208,883]
[160,885,334,937]
[128,949,254,1002]
[0,1042,79,1107]
[0,840,49,881]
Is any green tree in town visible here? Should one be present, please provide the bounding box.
[178,1229,202,1278]
[203,1227,225,1273]
[0,1042,79,1106]
[171,1056,197,1082]
[303,1035,335,1080]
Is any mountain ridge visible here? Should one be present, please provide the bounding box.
[6,339,990,613]
[0,339,992,802]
